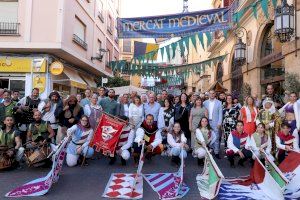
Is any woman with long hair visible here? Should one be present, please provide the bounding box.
[189,97,208,150]
[66,115,94,167]
[174,93,191,142]
[167,122,188,165]
[84,93,102,130]
[128,95,144,129]
[239,96,258,136]
[193,117,216,165]
[222,94,239,149]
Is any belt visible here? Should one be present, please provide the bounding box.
[72,141,84,146]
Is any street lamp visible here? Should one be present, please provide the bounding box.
[91,48,108,62]
[234,27,247,66]
[274,0,295,43]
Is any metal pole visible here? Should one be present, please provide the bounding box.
[295,0,298,57]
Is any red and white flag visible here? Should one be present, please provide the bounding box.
[143,151,189,199]
[102,144,145,199]
[90,114,125,156]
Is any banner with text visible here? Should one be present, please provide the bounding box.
[117,7,232,38]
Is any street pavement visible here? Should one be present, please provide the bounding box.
[0,152,251,200]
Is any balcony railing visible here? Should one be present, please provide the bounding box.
[0,22,20,35]
[98,12,104,22]
[72,34,87,50]
[107,27,112,35]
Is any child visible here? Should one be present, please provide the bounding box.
[193,117,216,165]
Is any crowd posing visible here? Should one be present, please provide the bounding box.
[0,84,299,170]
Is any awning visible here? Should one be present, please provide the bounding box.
[52,67,87,89]
[80,73,97,90]
[111,85,148,95]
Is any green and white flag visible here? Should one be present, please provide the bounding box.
[196,148,224,199]
[263,151,288,189]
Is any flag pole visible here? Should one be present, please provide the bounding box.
[130,143,145,197]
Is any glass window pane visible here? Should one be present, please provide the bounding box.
[10,79,25,97]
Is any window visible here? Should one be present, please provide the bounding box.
[123,40,131,52]
[107,15,112,34]
[0,0,19,35]
[107,49,111,63]
[98,39,102,51]
[97,0,104,22]
[73,16,87,49]
[114,27,118,44]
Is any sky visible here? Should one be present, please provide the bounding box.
[120,0,212,18]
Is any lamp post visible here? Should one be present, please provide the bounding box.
[91,48,108,62]
[234,27,247,66]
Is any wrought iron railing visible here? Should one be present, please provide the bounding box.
[72,34,87,50]
[0,22,20,35]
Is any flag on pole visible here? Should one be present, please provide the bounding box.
[90,114,125,156]
[196,148,224,199]
[5,136,69,197]
[102,144,145,199]
[218,157,284,200]
[143,149,189,199]
[279,151,300,200]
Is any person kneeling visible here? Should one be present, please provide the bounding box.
[226,121,252,167]
[167,122,188,166]
[133,114,163,165]
[66,115,94,167]
[109,116,135,166]
[0,116,24,169]
[246,123,274,163]
[276,123,300,164]
[193,117,216,166]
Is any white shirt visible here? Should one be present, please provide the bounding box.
[120,129,135,151]
[167,133,187,148]
[123,104,129,117]
[134,127,162,148]
[245,134,272,155]
[208,99,216,120]
[128,103,144,127]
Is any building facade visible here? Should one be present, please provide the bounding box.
[0,0,120,99]
[192,0,300,97]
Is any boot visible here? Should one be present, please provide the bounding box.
[121,158,126,166]
[198,158,204,166]
[238,158,245,167]
[228,157,235,168]
[109,156,116,165]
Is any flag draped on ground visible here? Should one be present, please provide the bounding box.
[90,114,125,156]
[102,144,145,199]
[196,148,224,199]
[143,150,189,199]
[218,156,284,200]
[279,151,300,200]
[5,136,69,197]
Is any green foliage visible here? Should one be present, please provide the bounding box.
[283,72,300,93]
[241,83,252,100]
[104,76,130,87]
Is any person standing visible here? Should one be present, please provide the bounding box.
[128,96,144,129]
[0,90,16,127]
[189,97,208,150]
[143,93,161,122]
[99,89,119,116]
[174,93,191,144]
[279,92,300,134]
[84,94,102,130]
[222,94,239,149]
[203,90,223,159]
[218,92,226,107]
[159,90,168,107]
[11,90,20,103]
[261,84,284,109]
[239,96,258,136]
[80,89,92,107]
[97,87,106,104]
[118,93,130,117]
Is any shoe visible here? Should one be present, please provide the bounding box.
[109,157,116,165]
[198,158,204,166]
[229,159,235,168]
[215,154,221,159]
[121,158,126,166]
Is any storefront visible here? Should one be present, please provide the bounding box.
[0,54,99,99]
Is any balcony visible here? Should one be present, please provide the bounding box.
[98,12,104,23]
[72,34,87,50]
[0,22,20,36]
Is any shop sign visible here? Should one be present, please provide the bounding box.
[50,61,64,75]
[33,74,46,93]
[0,57,46,73]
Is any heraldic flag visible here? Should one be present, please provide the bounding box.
[218,156,284,200]
[143,149,189,199]
[6,136,69,197]
[102,144,145,199]
[279,151,300,200]
[196,148,224,200]
[90,113,125,156]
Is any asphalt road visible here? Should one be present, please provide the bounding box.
[0,152,251,200]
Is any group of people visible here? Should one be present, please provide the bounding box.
[0,83,299,170]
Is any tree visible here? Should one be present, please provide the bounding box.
[103,76,130,87]
[283,72,300,94]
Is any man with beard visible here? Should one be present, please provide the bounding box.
[133,114,163,166]
[0,90,16,127]
[218,92,226,107]
[15,88,41,143]
[261,84,284,109]
[99,89,119,116]
[57,95,84,144]
[38,91,63,144]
